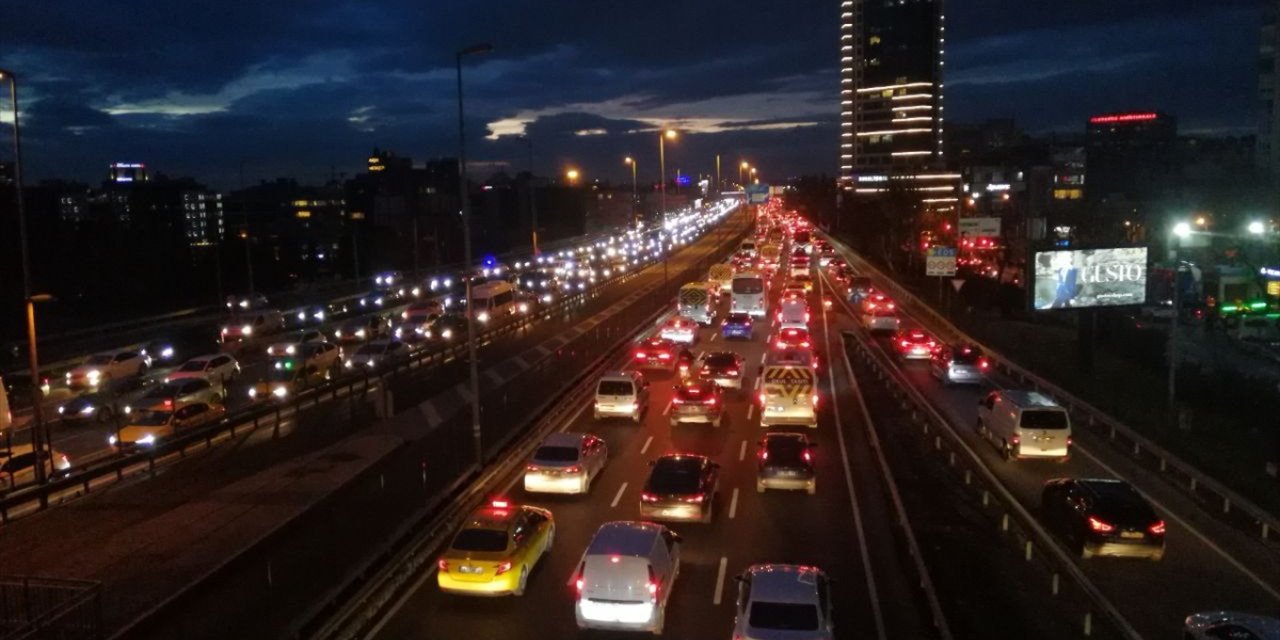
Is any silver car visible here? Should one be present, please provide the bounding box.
[733,564,834,640]
[523,432,608,494]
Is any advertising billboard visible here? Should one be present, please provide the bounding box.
[1032,247,1148,310]
[958,217,1001,237]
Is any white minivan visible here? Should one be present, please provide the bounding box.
[976,390,1072,460]
[594,371,649,422]
[776,297,809,330]
[575,521,682,634]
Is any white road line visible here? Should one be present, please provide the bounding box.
[729,488,740,519]
[746,404,755,422]
[610,482,628,508]
[738,439,748,461]
[1073,444,1280,602]
[818,274,888,640]
[713,556,729,605]
[640,435,653,455]
[709,332,718,342]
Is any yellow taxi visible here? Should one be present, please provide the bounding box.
[108,399,226,451]
[786,275,814,293]
[437,499,555,596]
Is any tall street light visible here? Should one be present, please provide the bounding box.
[24,294,53,490]
[1169,221,1192,412]
[565,168,581,184]
[739,161,749,186]
[659,129,677,217]
[455,42,493,467]
[623,156,638,225]
[521,135,538,254]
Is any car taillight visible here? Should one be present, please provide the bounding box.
[1148,520,1166,535]
[1010,435,1020,445]
[802,449,813,462]
[1087,516,1115,533]
[900,340,910,348]
[494,561,513,575]
[575,578,585,593]
[673,397,685,405]
[641,492,660,502]
[758,449,768,461]
[811,393,820,408]
[800,341,810,348]
[725,368,738,376]
[565,465,582,474]
[978,357,990,370]
[658,352,671,360]
[438,559,449,572]
[682,494,705,503]
[635,352,647,360]
[758,392,767,405]
[706,396,717,406]
[774,340,784,349]
[526,464,539,472]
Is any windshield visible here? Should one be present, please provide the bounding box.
[764,438,807,465]
[451,528,508,552]
[86,355,113,365]
[598,380,633,396]
[268,368,300,383]
[1021,410,1069,430]
[749,602,819,631]
[131,410,172,426]
[647,461,702,494]
[952,349,983,364]
[733,278,764,294]
[726,313,751,324]
[533,446,580,462]
[178,360,208,372]
[704,353,737,368]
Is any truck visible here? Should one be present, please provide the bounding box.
[678,283,714,326]
[758,365,818,428]
[707,263,735,295]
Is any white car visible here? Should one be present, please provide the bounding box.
[658,316,697,344]
[66,350,150,388]
[524,432,608,494]
[165,354,241,388]
[266,329,327,357]
[862,306,900,333]
[733,564,834,640]
[1185,612,1280,640]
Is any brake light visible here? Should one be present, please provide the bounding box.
[706,396,717,406]
[672,397,685,405]
[805,312,810,322]
[635,352,647,360]
[758,392,767,405]
[641,492,659,502]
[682,494,705,503]
[575,578,585,593]
[1148,520,1166,535]
[491,500,510,509]
[565,466,582,474]
[811,393,820,408]
[775,340,784,349]
[759,449,768,461]
[494,561,513,575]
[526,464,539,472]
[979,357,990,370]
[800,341,810,348]
[1087,516,1115,533]
[900,340,910,348]
[438,559,449,572]
[725,368,738,376]
[658,352,671,360]
[803,449,813,463]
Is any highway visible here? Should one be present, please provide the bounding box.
[365,256,935,639]
[820,235,1280,638]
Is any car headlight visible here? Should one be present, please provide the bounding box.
[272,386,288,398]
[57,406,65,415]
[478,312,490,323]
[355,329,367,338]
[286,345,296,355]
[517,303,529,314]
[297,311,307,321]
[345,359,353,368]
[87,370,101,382]
[65,372,72,382]
[80,405,96,416]
[442,329,453,339]
[334,329,342,338]
[242,324,253,336]
[314,311,325,321]
[248,387,258,398]
[123,405,132,414]
[138,434,156,446]
[108,435,118,446]
[160,347,174,359]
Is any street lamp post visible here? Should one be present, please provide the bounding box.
[624,157,638,225]
[455,42,493,467]
[1169,221,1192,412]
[659,129,677,217]
[715,154,721,194]
[522,135,538,254]
[24,294,53,491]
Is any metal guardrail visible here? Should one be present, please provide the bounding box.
[821,232,1280,547]
[842,327,1141,640]
[0,576,102,640]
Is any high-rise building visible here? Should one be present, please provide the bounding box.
[1259,1,1280,183]
[181,191,225,247]
[839,0,958,220]
[1084,111,1177,206]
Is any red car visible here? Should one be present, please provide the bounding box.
[634,337,678,370]
[772,327,813,350]
[894,328,937,360]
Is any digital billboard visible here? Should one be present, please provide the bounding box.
[1032,247,1148,310]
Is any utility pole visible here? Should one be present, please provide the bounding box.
[523,135,538,254]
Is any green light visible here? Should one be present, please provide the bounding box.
[1249,301,1267,310]
[284,361,295,370]
[1222,305,1239,313]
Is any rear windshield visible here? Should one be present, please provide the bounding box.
[726,313,751,324]
[951,350,982,364]
[598,380,634,396]
[534,446,579,462]
[178,361,208,372]
[647,461,702,494]
[86,355,113,365]
[1021,409,1069,429]
[732,278,764,295]
[749,602,819,631]
[704,353,737,367]
[764,438,806,464]
[451,528,509,552]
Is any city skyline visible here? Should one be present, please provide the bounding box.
[0,0,1263,190]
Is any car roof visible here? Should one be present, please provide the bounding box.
[464,503,523,530]
[586,521,663,556]
[1075,479,1148,506]
[999,390,1061,408]
[746,564,823,603]
[541,432,588,448]
[599,371,638,382]
[1187,612,1280,638]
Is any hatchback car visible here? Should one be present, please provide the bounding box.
[894,328,937,360]
[658,316,697,345]
[130,378,222,412]
[862,304,900,333]
[669,380,725,427]
[266,329,327,357]
[733,564,834,640]
[165,354,240,387]
[110,401,226,451]
[633,337,678,370]
[524,432,609,494]
[930,344,989,385]
[58,388,124,424]
[1041,478,1165,561]
[696,351,745,389]
[721,313,755,340]
[756,433,817,494]
[436,500,555,596]
[66,350,150,388]
[639,454,720,523]
[0,445,71,491]
[772,327,813,351]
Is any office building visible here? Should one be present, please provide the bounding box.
[1085,111,1177,206]
[182,191,225,247]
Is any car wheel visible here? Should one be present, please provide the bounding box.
[514,567,529,596]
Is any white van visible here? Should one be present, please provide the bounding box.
[739,239,758,257]
[469,281,516,323]
[976,390,1072,460]
[575,521,682,634]
[776,297,809,330]
[731,272,767,318]
[594,371,649,422]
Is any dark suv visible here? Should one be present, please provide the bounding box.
[640,454,720,523]
[1041,478,1165,561]
[755,433,817,494]
[669,380,724,427]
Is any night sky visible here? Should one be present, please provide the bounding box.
[0,0,1261,189]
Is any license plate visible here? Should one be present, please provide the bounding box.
[460,565,483,574]
[1120,531,1144,540]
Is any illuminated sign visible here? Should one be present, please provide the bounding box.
[1033,247,1148,310]
[295,210,312,219]
[1089,112,1159,125]
[1261,266,1280,279]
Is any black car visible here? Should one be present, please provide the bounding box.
[755,433,817,494]
[57,388,123,424]
[433,312,469,341]
[1041,478,1165,561]
[639,454,720,523]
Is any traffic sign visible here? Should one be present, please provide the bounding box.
[951,278,966,292]
[925,246,957,277]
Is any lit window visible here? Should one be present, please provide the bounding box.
[869,36,882,45]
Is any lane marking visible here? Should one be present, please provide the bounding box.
[610,482,628,508]
[640,435,653,455]
[713,556,729,605]
[709,332,718,342]
[746,404,755,422]
[738,439,748,461]
[818,273,888,640]
[729,488,740,519]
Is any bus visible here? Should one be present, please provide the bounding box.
[731,271,767,318]
[469,281,516,323]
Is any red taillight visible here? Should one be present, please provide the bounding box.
[438,559,449,572]
[802,449,813,463]
[811,393,820,408]
[682,494,705,503]
[1010,435,1020,445]
[1087,516,1115,533]
[494,561,513,575]
[758,392,767,405]
[658,352,671,360]
[706,396,717,406]
[641,492,659,502]
[1148,520,1166,536]
[565,465,582,474]
[647,581,659,596]
[672,397,685,405]
[800,341,810,348]
[635,352,647,360]
[758,449,768,461]
[774,340,784,349]
[805,312,811,322]
[900,340,910,348]
[978,357,990,370]
[679,364,689,374]
[491,500,509,509]
[725,368,739,376]
[575,578,585,593]
[526,464,539,471]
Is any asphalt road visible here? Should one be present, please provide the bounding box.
[820,248,1280,638]
[367,261,934,640]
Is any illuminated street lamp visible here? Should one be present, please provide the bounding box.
[739,160,749,185]
[565,168,580,184]
[1248,220,1266,235]
[1173,222,1192,238]
[623,157,638,223]
[659,129,677,216]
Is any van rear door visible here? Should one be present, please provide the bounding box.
[582,555,652,603]
[1017,409,1070,454]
